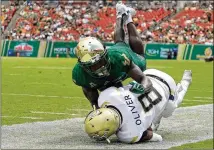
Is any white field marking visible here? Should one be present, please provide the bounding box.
[13,66,73,70]
[30,111,78,116]
[1,116,43,120]
[23,82,81,87]
[194,96,213,99]
[3,81,79,87]
[188,89,213,93]
[3,81,60,86]
[8,74,22,76]
[25,82,60,85]
[66,109,91,112]
[181,102,212,105]
[147,66,173,69]
[4,74,38,77]
[2,93,87,100]
[184,99,213,102]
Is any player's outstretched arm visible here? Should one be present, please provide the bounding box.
[128,63,153,94]
[82,87,99,109]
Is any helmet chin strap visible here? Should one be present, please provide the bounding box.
[97,66,110,77]
[106,138,111,144]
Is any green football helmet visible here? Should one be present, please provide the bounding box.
[75,37,111,78]
[84,107,121,141]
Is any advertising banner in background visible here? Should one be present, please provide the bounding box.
[189,44,213,60]
[145,43,178,60]
[2,40,40,57]
[45,42,115,58]
[46,41,77,58]
[1,40,213,60]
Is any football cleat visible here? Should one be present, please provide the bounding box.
[126,7,136,17]
[182,70,192,83]
[122,6,136,25]
[116,1,127,18]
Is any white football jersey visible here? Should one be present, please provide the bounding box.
[98,77,169,143]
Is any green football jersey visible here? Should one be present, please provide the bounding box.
[72,42,146,91]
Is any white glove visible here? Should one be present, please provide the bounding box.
[148,132,162,142]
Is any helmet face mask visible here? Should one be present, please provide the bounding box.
[80,50,111,78]
[75,37,111,78]
[84,108,120,142]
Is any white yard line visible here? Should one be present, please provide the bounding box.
[3,81,60,85]
[30,111,78,116]
[25,82,60,85]
[13,66,73,70]
[2,93,86,100]
[1,116,43,120]
[67,109,91,112]
[147,66,173,69]
[184,99,213,102]
[2,81,79,87]
[194,96,213,99]
[189,89,213,93]
[8,74,22,76]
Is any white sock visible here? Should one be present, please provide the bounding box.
[125,14,133,25]
[117,13,123,18]
[180,80,190,91]
[175,80,190,106]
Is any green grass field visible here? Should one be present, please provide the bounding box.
[1,58,213,148]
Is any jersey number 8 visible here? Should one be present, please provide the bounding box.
[138,88,162,112]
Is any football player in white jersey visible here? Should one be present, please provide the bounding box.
[84,69,192,143]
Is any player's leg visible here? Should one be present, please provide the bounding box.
[125,8,145,56]
[144,69,184,131]
[174,70,192,106]
[162,70,192,118]
[115,2,145,56]
[114,2,126,43]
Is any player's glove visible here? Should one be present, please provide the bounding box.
[129,81,145,94]
[148,132,163,142]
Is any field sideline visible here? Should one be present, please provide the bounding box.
[1,57,213,148]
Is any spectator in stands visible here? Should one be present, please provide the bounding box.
[2,0,213,45]
[167,50,172,59]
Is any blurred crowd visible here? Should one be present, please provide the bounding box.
[150,1,213,44]
[1,1,17,32]
[2,0,214,45]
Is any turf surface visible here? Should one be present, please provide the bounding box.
[1,57,213,149]
[169,139,213,149]
[1,58,213,125]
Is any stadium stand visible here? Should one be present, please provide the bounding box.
[151,2,213,44]
[1,1,18,33]
[1,0,213,44]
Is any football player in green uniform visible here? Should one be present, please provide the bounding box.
[72,2,152,108]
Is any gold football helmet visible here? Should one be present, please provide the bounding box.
[75,37,111,78]
[84,107,121,142]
